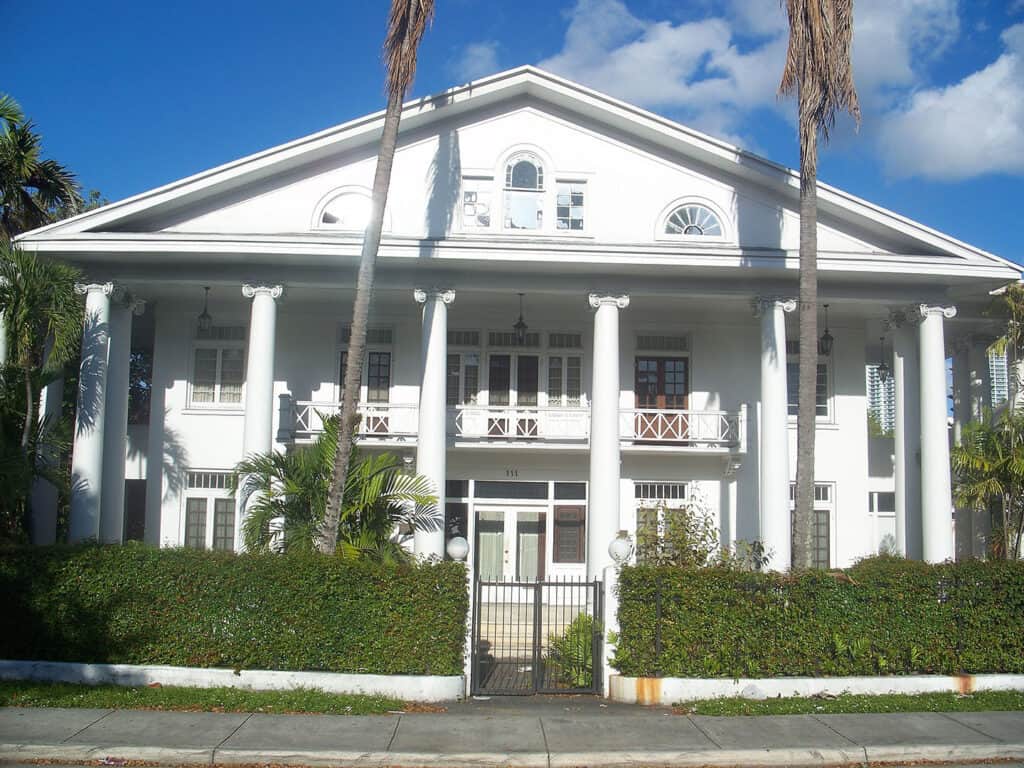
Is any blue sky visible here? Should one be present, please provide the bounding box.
[7,0,1024,264]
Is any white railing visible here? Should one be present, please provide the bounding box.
[452,405,590,442]
[281,398,419,442]
[619,404,747,449]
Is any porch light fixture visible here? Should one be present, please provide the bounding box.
[818,303,834,356]
[197,287,213,335]
[878,336,891,383]
[446,536,469,562]
[513,293,528,345]
[609,531,634,566]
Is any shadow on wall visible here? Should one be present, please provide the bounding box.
[126,417,187,505]
[75,309,108,437]
[423,94,461,244]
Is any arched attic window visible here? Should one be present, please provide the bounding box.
[664,203,723,237]
[504,154,544,230]
[318,191,373,231]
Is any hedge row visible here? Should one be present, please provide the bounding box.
[0,544,468,675]
[614,557,1024,678]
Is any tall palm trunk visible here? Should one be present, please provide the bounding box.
[780,0,859,570]
[320,0,433,554]
[793,97,818,571]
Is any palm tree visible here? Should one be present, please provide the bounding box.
[234,415,440,560]
[321,0,435,554]
[779,0,860,569]
[0,242,82,449]
[0,94,83,241]
[952,409,1024,560]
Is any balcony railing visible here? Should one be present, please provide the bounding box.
[619,405,747,450]
[452,405,590,442]
[278,394,745,452]
[278,397,418,443]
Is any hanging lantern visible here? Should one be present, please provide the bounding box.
[818,303,834,356]
[197,286,213,335]
[513,293,528,345]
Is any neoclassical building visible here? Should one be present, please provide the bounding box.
[15,67,1020,575]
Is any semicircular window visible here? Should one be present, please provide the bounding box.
[319,192,373,230]
[665,204,723,237]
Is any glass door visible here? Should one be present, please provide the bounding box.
[475,505,548,600]
[486,354,540,437]
[634,356,689,441]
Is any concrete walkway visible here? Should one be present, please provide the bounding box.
[2,704,1023,767]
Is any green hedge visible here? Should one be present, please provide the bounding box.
[0,544,468,675]
[614,557,1024,678]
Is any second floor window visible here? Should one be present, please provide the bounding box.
[504,155,544,230]
[787,361,829,417]
[191,345,244,407]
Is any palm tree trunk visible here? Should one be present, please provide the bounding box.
[793,99,818,571]
[319,88,406,555]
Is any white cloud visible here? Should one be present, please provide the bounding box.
[877,23,1024,180]
[450,41,500,83]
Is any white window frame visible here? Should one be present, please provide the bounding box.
[544,352,585,408]
[654,197,731,244]
[789,481,837,568]
[448,349,482,407]
[459,177,495,231]
[335,326,395,404]
[187,338,246,410]
[181,470,236,551]
[786,354,834,424]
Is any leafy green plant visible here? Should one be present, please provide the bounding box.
[233,415,440,561]
[547,612,596,688]
[0,544,468,675]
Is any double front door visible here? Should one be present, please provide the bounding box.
[634,356,689,440]
[476,504,547,586]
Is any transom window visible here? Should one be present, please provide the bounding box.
[665,204,723,237]
[319,192,372,230]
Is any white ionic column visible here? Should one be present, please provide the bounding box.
[756,297,796,571]
[69,282,115,542]
[588,294,629,580]
[241,285,282,460]
[99,297,144,543]
[414,288,455,559]
[892,314,922,558]
[920,304,957,563]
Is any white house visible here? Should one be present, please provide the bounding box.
[15,66,1020,575]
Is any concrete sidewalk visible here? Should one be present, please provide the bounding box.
[2,704,1023,767]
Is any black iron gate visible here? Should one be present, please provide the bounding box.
[471,578,603,695]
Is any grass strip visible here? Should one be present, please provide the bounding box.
[0,681,404,714]
[676,690,1024,716]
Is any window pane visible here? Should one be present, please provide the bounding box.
[553,506,585,563]
[445,479,469,498]
[505,191,543,229]
[566,356,582,407]
[367,351,391,403]
[219,348,245,404]
[185,498,207,549]
[816,363,828,416]
[517,356,539,407]
[463,352,479,405]
[192,349,217,403]
[556,183,584,230]
[475,480,548,499]
[814,509,830,568]
[489,355,511,406]
[876,491,896,513]
[447,354,460,407]
[462,182,492,228]
[554,482,586,500]
[787,362,829,417]
[509,160,540,190]
[445,502,469,541]
[212,498,235,551]
[548,357,563,405]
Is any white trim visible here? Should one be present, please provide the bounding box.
[609,673,1024,705]
[0,659,462,703]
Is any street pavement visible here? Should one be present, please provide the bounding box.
[1,701,1023,766]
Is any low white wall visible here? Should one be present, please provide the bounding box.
[609,673,1024,705]
[0,660,464,703]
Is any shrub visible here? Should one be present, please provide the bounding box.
[0,544,468,675]
[546,613,596,688]
[613,557,1024,678]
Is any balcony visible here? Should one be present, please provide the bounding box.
[278,398,418,444]
[619,405,747,452]
[277,395,746,454]
[452,405,590,444]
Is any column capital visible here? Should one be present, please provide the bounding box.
[919,304,957,320]
[752,297,796,317]
[588,294,630,310]
[414,288,455,305]
[75,282,115,298]
[242,284,284,300]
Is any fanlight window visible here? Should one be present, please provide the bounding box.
[319,192,372,230]
[665,204,723,237]
[504,154,544,230]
